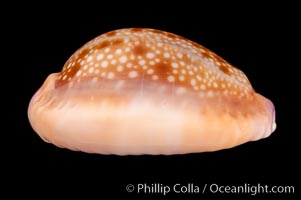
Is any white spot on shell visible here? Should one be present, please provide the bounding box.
[147,69,154,74]
[146,53,154,59]
[163,52,170,58]
[171,62,178,68]
[119,56,127,63]
[97,54,104,60]
[76,70,82,77]
[152,75,159,80]
[167,75,175,82]
[117,65,123,72]
[88,67,94,73]
[177,53,183,59]
[111,59,117,65]
[101,72,106,77]
[190,79,196,86]
[139,60,146,65]
[130,55,135,60]
[200,84,206,90]
[87,56,93,62]
[128,71,138,78]
[126,63,132,68]
[101,61,108,68]
[107,72,115,79]
[115,49,122,54]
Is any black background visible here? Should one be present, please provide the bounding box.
[7,3,298,199]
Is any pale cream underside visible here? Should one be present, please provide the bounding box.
[28,73,276,155]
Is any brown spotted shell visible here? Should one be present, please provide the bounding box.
[28,28,276,155]
[57,28,252,97]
